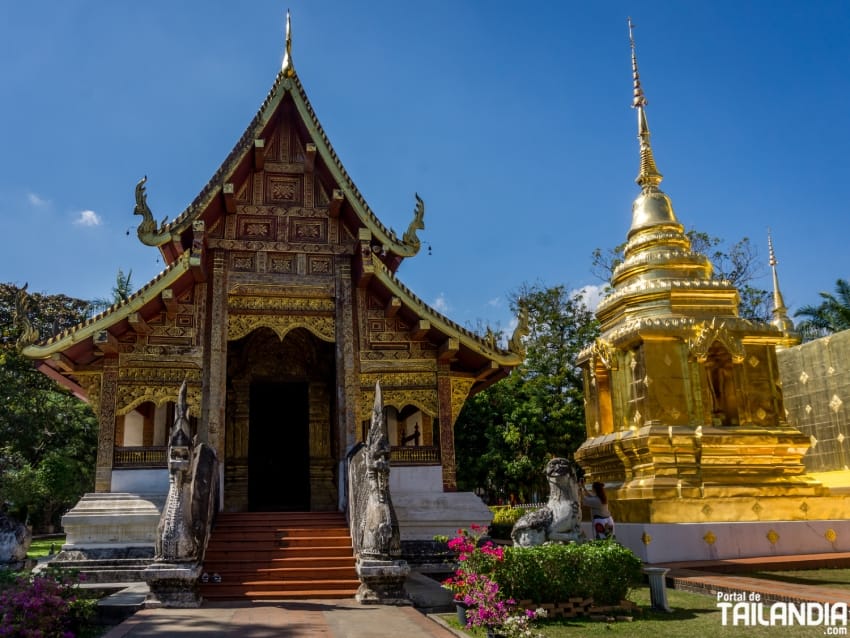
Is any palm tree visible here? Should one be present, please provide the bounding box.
[794,278,850,340]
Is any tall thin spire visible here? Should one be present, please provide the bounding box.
[628,17,663,190]
[282,10,294,77]
[768,229,796,337]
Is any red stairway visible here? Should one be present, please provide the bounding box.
[200,511,360,601]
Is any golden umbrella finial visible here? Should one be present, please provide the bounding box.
[282,9,294,77]
[767,229,795,335]
[628,17,662,190]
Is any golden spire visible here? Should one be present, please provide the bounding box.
[282,10,294,77]
[628,17,662,190]
[767,229,796,336]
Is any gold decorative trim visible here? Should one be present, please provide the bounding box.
[702,531,717,545]
[825,528,837,543]
[227,295,335,313]
[359,372,436,388]
[227,314,335,343]
[450,376,476,425]
[359,388,438,420]
[766,529,780,545]
[690,318,746,364]
[115,383,201,416]
[641,532,652,545]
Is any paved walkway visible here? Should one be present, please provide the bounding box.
[656,551,850,605]
[99,554,850,636]
[103,600,460,638]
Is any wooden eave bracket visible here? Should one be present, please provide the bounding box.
[190,220,206,282]
[50,352,76,373]
[385,296,402,318]
[438,337,460,361]
[222,183,236,214]
[304,143,317,172]
[357,228,373,288]
[93,329,118,355]
[162,288,178,320]
[411,320,430,340]
[128,312,152,335]
[329,189,344,218]
[476,360,500,380]
[253,139,266,171]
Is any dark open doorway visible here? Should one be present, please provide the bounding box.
[248,381,310,511]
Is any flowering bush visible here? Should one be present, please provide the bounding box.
[0,568,93,638]
[440,526,546,637]
[440,524,504,602]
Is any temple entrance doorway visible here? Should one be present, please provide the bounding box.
[248,381,310,511]
[224,326,338,512]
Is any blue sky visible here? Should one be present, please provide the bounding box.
[1,1,847,333]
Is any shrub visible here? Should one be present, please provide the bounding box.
[494,540,641,606]
[0,567,94,638]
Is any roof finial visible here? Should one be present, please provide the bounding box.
[628,17,662,190]
[767,229,796,337]
[282,9,294,77]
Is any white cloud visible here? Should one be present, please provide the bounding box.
[572,284,609,312]
[487,296,502,308]
[433,293,450,314]
[74,209,102,227]
[27,192,49,207]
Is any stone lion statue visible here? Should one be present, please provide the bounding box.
[511,457,585,547]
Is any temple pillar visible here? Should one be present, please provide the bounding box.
[335,260,358,508]
[436,363,456,491]
[201,250,228,460]
[224,378,249,511]
[94,358,118,492]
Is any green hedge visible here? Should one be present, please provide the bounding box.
[492,541,642,605]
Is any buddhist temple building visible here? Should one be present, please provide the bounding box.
[19,15,524,556]
[575,19,849,562]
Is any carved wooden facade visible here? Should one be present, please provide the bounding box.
[22,43,523,512]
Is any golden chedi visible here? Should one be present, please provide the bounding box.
[574,20,845,546]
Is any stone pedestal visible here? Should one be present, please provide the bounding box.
[142,562,203,608]
[355,558,411,605]
[60,492,163,558]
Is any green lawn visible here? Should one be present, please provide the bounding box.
[742,568,850,592]
[441,585,841,638]
[27,536,65,559]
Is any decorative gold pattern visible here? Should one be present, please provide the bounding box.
[450,377,477,425]
[227,314,335,343]
[641,532,652,545]
[228,295,335,313]
[766,529,780,545]
[359,388,438,420]
[689,319,746,364]
[825,528,837,543]
[703,531,717,545]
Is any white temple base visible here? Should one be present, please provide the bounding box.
[61,492,164,556]
[391,466,491,540]
[601,520,850,563]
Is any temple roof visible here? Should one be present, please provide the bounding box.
[135,16,424,272]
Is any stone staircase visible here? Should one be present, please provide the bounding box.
[200,511,360,601]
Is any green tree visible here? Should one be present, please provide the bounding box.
[454,283,599,502]
[794,278,850,340]
[591,231,771,322]
[0,283,97,531]
[89,268,133,315]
